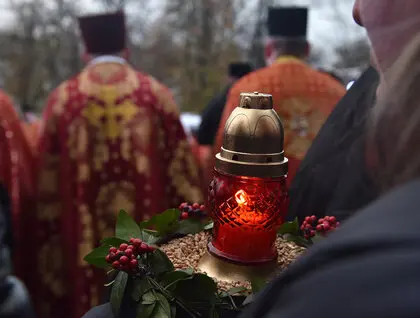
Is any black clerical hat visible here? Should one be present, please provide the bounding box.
[267,7,308,38]
[78,11,126,54]
[228,62,253,78]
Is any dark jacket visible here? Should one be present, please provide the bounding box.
[288,66,380,222]
[0,184,34,318]
[241,180,420,318]
[196,85,232,146]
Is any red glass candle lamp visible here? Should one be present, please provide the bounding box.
[208,92,289,265]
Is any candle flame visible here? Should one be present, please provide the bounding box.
[235,189,249,206]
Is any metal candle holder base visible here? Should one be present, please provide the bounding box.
[197,250,278,283]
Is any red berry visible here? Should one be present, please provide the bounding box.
[109,247,118,254]
[305,223,312,229]
[125,249,133,258]
[300,225,305,231]
[305,216,311,222]
[147,245,155,252]
[192,203,200,209]
[179,202,187,209]
[119,243,128,251]
[129,238,135,244]
[129,259,138,269]
[329,216,337,224]
[318,218,324,224]
[106,255,112,263]
[112,261,120,269]
[316,224,323,232]
[181,212,189,219]
[310,230,316,237]
[138,243,148,253]
[120,256,129,264]
[133,239,142,246]
[310,215,317,222]
[200,205,206,211]
[108,252,116,261]
[323,222,331,231]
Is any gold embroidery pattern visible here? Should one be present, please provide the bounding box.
[78,64,140,98]
[96,182,136,237]
[149,77,180,116]
[168,140,203,203]
[51,82,69,116]
[38,235,65,297]
[78,204,94,266]
[82,86,140,142]
[68,119,89,160]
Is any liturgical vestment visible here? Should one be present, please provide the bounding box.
[0,91,35,283]
[214,57,346,184]
[33,59,203,318]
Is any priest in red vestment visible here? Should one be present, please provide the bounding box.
[32,11,203,318]
[0,91,35,284]
[214,7,345,186]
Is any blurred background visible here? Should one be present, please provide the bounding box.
[0,0,369,130]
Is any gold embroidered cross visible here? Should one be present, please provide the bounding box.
[82,86,139,141]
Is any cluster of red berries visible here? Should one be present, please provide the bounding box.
[300,215,340,240]
[178,202,207,220]
[105,238,155,273]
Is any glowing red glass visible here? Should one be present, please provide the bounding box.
[208,170,289,264]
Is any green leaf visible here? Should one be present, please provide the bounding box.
[250,276,267,294]
[179,268,194,275]
[161,270,193,291]
[225,286,248,296]
[131,278,153,302]
[142,291,158,305]
[154,292,171,317]
[115,210,141,241]
[178,219,204,235]
[172,273,218,307]
[83,245,109,269]
[203,221,214,231]
[110,271,129,317]
[148,249,174,276]
[138,292,171,318]
[139,209,180,235]
[140,229,159,245]
[282,233,311,248]
[277,218,300,235]
[136,302,156,318]
[101,237,128,247]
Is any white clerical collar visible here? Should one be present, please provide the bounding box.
[89,55,126,66]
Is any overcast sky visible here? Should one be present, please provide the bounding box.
[0,0,368,68]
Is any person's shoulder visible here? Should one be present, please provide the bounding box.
[243,181,420,318]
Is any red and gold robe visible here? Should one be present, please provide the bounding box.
[33,61,203,318]
[0,91,35,280]
[22,119,42,154]
[214,57,346,185]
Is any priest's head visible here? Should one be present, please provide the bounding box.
[264,7,310,66]
[353,0,420,75]
[78,11,129,63]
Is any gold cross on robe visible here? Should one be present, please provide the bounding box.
[82,86,139,141]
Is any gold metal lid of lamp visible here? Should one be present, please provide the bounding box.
[215,92,288,178]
